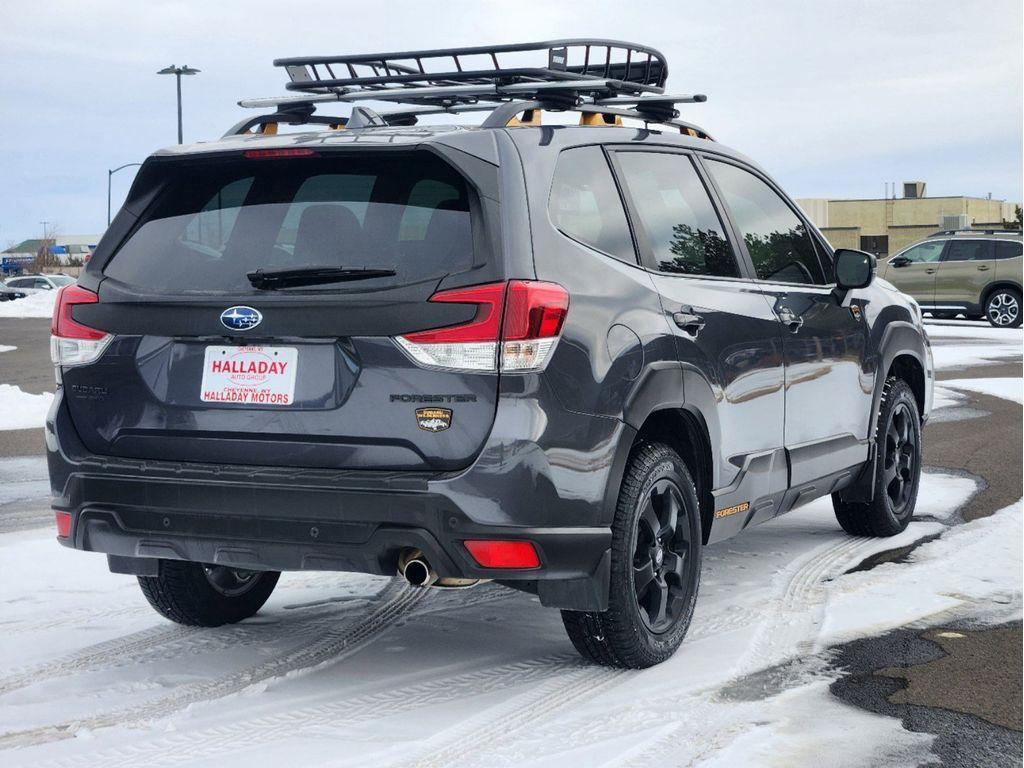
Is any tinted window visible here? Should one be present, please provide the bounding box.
[994,240,1023,260]
[6,278,28,288]
[615,152,739,277]
[943,240,991,262]
[899,241,945,263]
[707,160,825,284]
[549,146,636,264]
[104,153,473,294]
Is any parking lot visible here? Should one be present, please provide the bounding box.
[0,311,1020,766]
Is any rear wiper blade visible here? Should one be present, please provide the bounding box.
[247,266,396,290]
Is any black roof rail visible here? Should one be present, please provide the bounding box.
[928,229,1022,237]
[273,39,669,107]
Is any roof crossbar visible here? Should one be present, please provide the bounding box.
[273,39,669,107]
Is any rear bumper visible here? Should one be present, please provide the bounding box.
[47,388,630,611]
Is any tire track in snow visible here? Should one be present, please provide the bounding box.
[21,656,580,768]
[0,577,430,750]
[0,593,378,697]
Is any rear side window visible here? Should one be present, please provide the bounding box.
[943,240,991,262]
[103,153,473,294]
[549,146,636,264]
[707,160,825,285]
[995,240,1023,260]
[615,152,739,278]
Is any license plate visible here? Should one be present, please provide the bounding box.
[200,345,298,406]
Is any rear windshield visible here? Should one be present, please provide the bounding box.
[104,152,473,294]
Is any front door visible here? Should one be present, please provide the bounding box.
[610,148,788,536]
[882,239,945,307]
[703,157,873,487]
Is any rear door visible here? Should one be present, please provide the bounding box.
[610,147,788,525]
[934,238,994,308]
[65,149,502,471]
[882,240,945,305]
[703,157,873,485]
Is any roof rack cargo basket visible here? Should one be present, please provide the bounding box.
[274,39,669,107]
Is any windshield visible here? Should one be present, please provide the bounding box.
[49,275,76,286]
[103,152,474,294]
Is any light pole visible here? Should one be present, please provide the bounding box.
[107,163,143,226]
[157,65,200,144]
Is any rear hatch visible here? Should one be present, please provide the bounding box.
[61,148,502,471]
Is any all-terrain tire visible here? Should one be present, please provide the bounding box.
[833,376,922,537]
[138,560,280,627]
[562,442,702,669]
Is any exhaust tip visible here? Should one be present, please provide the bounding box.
[403,558,433,587]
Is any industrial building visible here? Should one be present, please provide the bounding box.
[797,183,1020,258]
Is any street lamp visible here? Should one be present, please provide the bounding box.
[108,163,143,226]
[157,65,200,144]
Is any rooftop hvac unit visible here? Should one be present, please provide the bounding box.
[940,214,970,231]
[903,181,927,199]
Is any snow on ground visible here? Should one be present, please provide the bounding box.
[0,471,992,768]
[0,290,57,319]
[938,377,1023,406]
[923,320,1021,371]
[0,345,15,353]
[0,314,1018,767]
[0,385,53,431]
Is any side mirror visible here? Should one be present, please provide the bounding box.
[889,255,911,268]
[835,248,876,291]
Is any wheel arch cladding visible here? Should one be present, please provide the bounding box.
[889,353,925,418]
[634,408,714,544]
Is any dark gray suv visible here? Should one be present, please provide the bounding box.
[47,40,933,668]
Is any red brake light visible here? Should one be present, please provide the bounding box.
[243,148,317,159]
[394,280,569,372]
[401,283,506,344]
[502,281,569,340]
[52,285,105,340]
[464,540,540,569]
[55,511,71,539]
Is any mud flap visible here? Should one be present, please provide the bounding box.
[536,549,611,612]
[107,554,160,576]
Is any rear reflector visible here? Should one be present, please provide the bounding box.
[55,511,71,539]
[395,281,568,373]
[50,285,112,368]
[463,540,540,569]
[243,148,317,159]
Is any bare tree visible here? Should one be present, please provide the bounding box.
[34,223,63,272]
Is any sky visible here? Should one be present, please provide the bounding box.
[1,0,1021,244]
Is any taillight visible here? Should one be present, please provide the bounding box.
[55,511,72,539]
[463,540,540,569]
[395,280,568,373]
[50,285,112,370]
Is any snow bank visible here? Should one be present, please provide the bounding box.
[0,291,57,319]
[821,500,1023,645]
[0,385,53,430]
[0,344,15,353]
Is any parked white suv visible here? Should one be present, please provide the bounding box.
[4,273,76,294]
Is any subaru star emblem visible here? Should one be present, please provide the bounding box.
[220,306,263,331]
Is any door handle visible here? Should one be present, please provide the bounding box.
[776,309,804,332]
[672,311,706,335]
[924,268,936,274]
[977,264,990,271]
